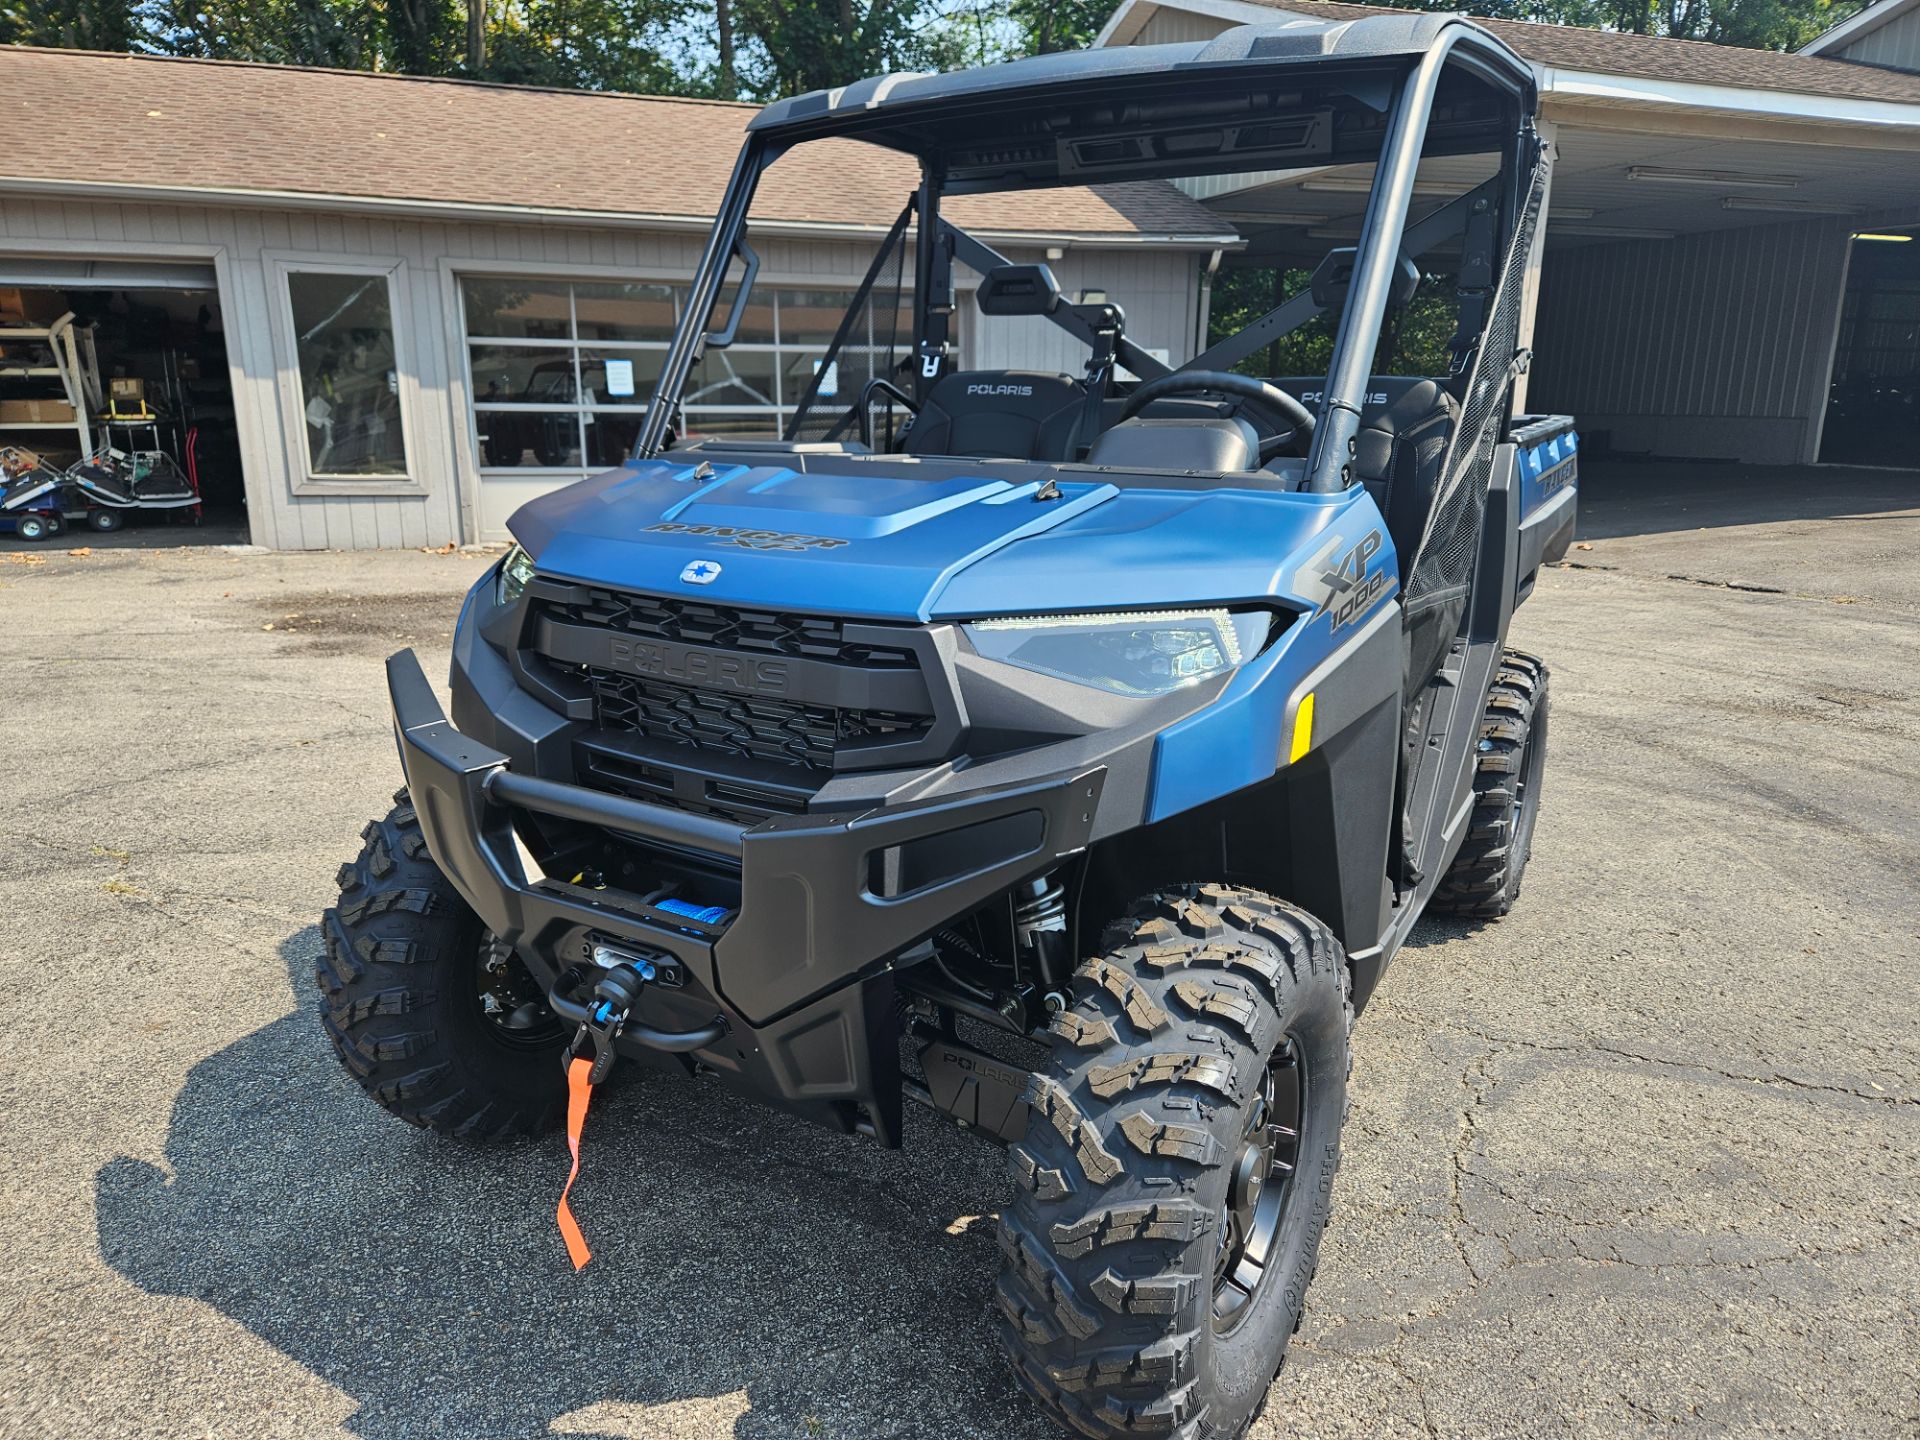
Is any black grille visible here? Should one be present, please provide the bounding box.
[542,587,918,669]
[585,667,930,773]
[530,589,937,821]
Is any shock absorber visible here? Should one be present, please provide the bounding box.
[1014,874,1071,1015]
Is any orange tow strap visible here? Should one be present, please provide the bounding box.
[557,1056,595,1270]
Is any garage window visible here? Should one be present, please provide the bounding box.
[285,269,409,478]
[461,276,888,474]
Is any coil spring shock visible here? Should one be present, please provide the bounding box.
[1014,875,1070,1014]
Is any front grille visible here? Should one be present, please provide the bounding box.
[529,587,940,823]
[543,588,919,669]
[585,667,931,773]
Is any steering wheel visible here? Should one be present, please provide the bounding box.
[1118,369,1316,459]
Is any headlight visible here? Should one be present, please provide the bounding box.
[963,608,1273,697]
[497,542,537,605]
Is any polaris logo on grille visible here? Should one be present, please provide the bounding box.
[606,637,791,695]
[966,383,1034,397]
[680,559,722,585]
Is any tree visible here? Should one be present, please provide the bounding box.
[1,0,138,48]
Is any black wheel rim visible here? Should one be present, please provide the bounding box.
[474,933,565,1051]
[1213,1034,1305,1333]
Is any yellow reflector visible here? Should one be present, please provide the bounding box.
[1289,693,1315,763]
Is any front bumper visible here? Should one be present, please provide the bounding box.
[388,648,1104,1141]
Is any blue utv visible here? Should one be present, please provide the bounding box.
[323,13,1577,1437]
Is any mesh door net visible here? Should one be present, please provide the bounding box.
[1400,149,1550,691]
[784,200,915,445]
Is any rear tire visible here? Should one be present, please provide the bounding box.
[1430,650,1550,918]
[88,508,124,533]
[14,513,50,541]
[319,790,566,1138]
[998,886,1352,1440]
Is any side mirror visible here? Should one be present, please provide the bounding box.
[1307,247,1420,313]
[976,264,1064,317]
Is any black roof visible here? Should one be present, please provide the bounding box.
[749,13,1532,138]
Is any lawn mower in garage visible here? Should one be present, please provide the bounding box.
[322,14,1576,1438]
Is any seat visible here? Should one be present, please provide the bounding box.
[1349,378,1458,580]
[899,371,1086,461]
[1083,416,1262,473]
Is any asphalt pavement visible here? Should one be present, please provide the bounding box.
[0,463,1915,1439]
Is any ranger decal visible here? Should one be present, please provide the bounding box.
[645,522,848,552]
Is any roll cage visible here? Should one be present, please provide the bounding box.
[635,13,1542,498]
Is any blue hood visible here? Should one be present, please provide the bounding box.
[510,456,1359,622]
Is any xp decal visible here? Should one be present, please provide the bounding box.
[647,522,849,552]
[1296,527,1392,632]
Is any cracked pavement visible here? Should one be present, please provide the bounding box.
[1,463,1917,1439]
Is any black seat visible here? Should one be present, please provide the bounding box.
[899,371,1086,461]
[1349,379,1457,580]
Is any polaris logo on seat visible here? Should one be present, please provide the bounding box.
[967,383,1034,397]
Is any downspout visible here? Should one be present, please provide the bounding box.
[1194,248,1223,361]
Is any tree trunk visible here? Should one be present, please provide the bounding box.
[467,0,485,72]
[716,0,736,98]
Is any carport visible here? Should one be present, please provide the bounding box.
[1100,0,1920,472]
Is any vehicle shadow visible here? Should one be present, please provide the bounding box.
[95,928,1054,1440]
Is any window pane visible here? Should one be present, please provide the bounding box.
[679,408,781,443]
[287,270,407,477]
[584,413,644,468]
[578,347,665,406]
[476,407,582,468]
[471,345,578,403]
[464,279,573,340]
[688,348,778,408]
[779,289,860,345]
[573,282,679,343]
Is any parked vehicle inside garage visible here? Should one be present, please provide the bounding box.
[322,14,1577,1437]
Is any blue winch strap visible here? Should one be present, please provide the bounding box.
[655,897,730,925]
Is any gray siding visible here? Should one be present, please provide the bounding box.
[1829,8,1920,72]
[0,193,1210,547]
[1132,8,1236,44]
[966,246,1206,374]
[1528,217,1851,464]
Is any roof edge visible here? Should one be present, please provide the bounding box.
[0,42,762,108]
[1799,0,1920,55]
[0,173,1240,247]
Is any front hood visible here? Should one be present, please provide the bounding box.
[510,455,1355,622]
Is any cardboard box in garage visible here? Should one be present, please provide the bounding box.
[0,397,78,424]
[0,288,66,326]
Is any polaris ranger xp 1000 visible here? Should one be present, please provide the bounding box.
[324,14,1576,1437]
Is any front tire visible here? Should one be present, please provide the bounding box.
[998,886,1352,1440]
[319,790,566,1138]
[88,508,124,533]
[1430,651,1550,918]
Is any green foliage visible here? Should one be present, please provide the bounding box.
[10,0,1883,102]
[1208,263,1461,379]
[1,0,138,49]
